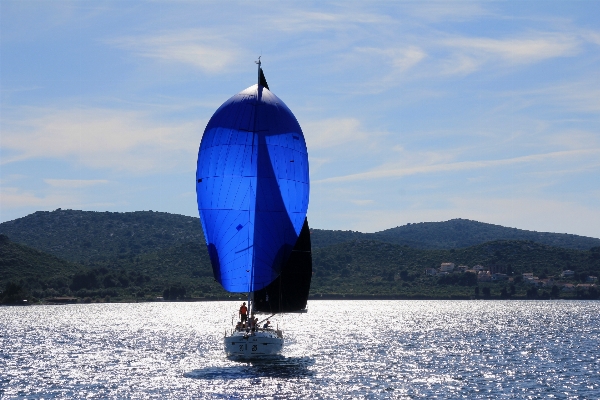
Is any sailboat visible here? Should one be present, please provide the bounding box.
[196,59,312,357]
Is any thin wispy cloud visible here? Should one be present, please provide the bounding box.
[109,30,241,73]
[267,8,395,33]
[44,179,110,188]
[303,118,369,150]
[2,107,203,173]
[0,186,73,209]
[348,46,428,90]
[439,33,580,65]
[542,82,600,113]
[316,148,600,183]
[402,2,491,23]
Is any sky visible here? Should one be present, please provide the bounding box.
[1,1,600,238]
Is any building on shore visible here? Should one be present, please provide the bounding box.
[440,263,455,272]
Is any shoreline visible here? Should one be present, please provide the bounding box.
[4,295,596,306]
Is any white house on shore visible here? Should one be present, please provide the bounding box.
[440,263,455,272]
[561,270,575,278]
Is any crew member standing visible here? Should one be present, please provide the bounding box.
[239,302,248,323]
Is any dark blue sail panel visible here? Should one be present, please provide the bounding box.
[197,84,309,293]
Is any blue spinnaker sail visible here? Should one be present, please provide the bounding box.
[196,82,309,293]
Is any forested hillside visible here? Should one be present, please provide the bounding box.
[0,209,205,264]
[1,210,599,303]
[370,219,600,250]
[2,210,599,265]
[310,239,600,297]
[2,234,599,303]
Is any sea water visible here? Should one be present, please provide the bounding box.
[1,300,599,399]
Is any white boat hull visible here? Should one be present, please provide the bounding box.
[224,329,283,357]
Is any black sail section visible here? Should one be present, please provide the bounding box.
[259,67,270,90]
[253,218,312,313]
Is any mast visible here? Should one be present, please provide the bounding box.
[255,56,261,86]
[248,55,262,318]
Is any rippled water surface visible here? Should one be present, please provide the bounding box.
[1,300,599,399]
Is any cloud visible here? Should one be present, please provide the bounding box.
[303,118,370,150]
[582,30,600,46]
[109,30,240,73]
[1,107,204,173]
[316,148,600,183]
[496,79,600,114]
[0,186,72,210]
[356,46,427,73]
[44,179,110,188]
[439,33,580,68]
[0,185,117,221]
[402,2,491,23]
[544,82,600,114]
[350,199,374,206]
[266,8,395,33]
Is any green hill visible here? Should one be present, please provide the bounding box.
[0,234,82,286]
[2,211,599,267]
[0,234,231,303]
[0,234,84,302]
[1,233,598,302]
[0,209,205,265]
[1,209,599,303]
[310,239,600,297]
[369,219,600,250]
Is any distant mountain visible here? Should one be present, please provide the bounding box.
[366,219,600,250]
[2,215,599,302]
[1,211,599,269]
[311,219,600,250]
[0,209,205,265]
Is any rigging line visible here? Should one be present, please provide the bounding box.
[257,313,277,326]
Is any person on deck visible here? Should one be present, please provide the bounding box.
[239,302,248,323]
[263,320,271,329]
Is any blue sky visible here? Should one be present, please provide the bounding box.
[1,1,599,238]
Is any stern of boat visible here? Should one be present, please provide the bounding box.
[224,329,283,358]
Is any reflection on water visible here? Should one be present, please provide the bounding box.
[1,300,599,398]
[185,356,314,380]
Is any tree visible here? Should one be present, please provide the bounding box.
[482,287,491,298]
[70,271,98,291]
[163,285,186,300]
[1,282,29,304]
